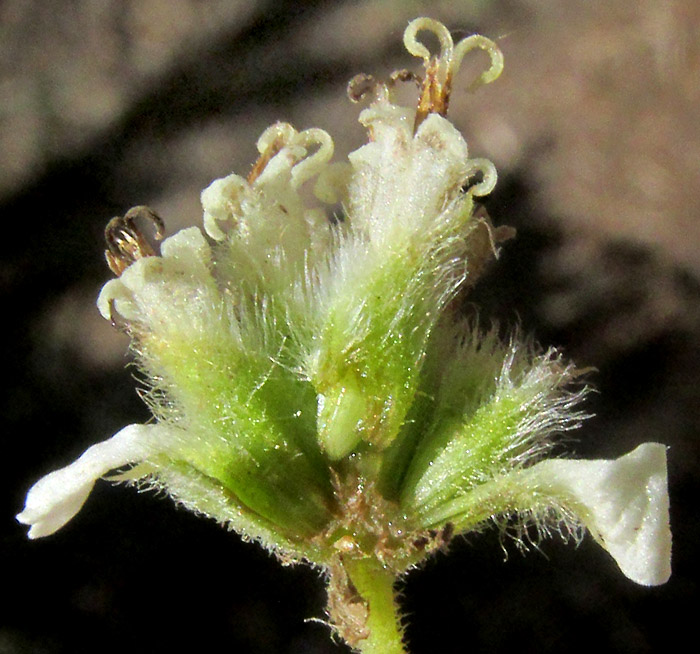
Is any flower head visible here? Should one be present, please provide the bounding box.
[18,17,671,654]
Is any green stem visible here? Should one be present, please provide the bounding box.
[343,557,406,654]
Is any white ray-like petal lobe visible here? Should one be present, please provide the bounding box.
[16,424,172,539]
[531,442,671,585]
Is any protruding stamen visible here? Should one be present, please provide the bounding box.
[403,18,455,68]
[105,206,164,276]
[452,34,504,92]
[403,18,503,130]
[291,128,334,189]
[347,73,378,103]
[388,69,422,90]
[248,122,296,184]
[248,122,334,191]
[405,18,455,128]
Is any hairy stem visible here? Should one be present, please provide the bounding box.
[342,557,406,654]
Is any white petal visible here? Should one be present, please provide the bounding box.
[201,173,248,241]
[16,424,171,539]
[532,443,671,585]
[97,277,137,321]
[97,227,214,324]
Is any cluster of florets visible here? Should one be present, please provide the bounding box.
[17,17,670,654]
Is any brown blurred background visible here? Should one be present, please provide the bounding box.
[2,1,698,652]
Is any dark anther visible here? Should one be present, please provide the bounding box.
[105,206,165,276]
[247,132,287,184]
[107,298,130,333]
[347,73,377,103]
[388,69,422,89]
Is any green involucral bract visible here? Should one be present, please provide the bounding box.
[18,17,671,654]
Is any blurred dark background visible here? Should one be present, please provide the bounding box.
[2,1,698,652]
